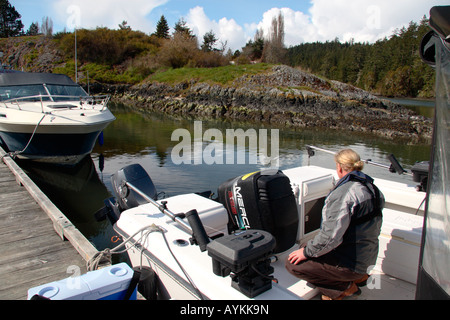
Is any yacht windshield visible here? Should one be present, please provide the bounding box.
[46,84,88,101]
[0,84,88,102]
[0,84,48,101]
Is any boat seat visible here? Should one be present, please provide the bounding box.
[374,208,423,284]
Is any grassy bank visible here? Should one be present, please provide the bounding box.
[148,63,273,85]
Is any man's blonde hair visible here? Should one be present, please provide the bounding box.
[334,149,364,172]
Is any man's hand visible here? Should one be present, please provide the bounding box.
[288,248,308,265]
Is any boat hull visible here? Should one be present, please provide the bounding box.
[0,130,104,165]
[0,107,115,164]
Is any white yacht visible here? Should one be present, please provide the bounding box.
[0,72,115,164]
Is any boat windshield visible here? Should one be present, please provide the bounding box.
[0,84,87,102]
[0,84,48,101]
[46,84,88,101]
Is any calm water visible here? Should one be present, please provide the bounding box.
[18,101,432,252]
[384,97,435,119]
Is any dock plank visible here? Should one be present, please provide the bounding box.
[0,150,100,300]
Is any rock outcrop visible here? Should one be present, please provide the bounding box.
[110,65,432,142]
[0,36,63,73]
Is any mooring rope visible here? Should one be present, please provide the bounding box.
[1,114,46,160]
[86,223,204,300]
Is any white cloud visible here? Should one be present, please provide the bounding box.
[254,8,315,46]
[246,0,448,48]
[51,0,168,32]
[186,6,247,52]
[308,0,415,43]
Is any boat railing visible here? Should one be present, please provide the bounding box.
[306,145,413,176]
[1,94,110,112]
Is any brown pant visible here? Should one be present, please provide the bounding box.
[285,256,366,299]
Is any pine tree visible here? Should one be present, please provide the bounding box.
[119,20,131,31]
[155,15,169,39]
[173,18,194,39]
[250,29,265,60]
[0,0,24,37]
[26,22,39,36]
[201,30,217,52]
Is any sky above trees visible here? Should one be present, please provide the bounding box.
[9,0,449,51]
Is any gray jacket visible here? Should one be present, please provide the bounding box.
[304,171,384,274]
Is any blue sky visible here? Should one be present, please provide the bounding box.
[9,0,448,51]
[147,0,311,26]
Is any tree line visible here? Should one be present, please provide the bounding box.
[286,18,435,98]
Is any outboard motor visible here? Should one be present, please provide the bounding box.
[111,164,157,210]
[95,164,157,224]
[207,229,276,298]
[217,170,299,254]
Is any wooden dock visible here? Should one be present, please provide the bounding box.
[0,148,99,300]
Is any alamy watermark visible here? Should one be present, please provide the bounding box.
[366,5,381,30]
[66,5,81,30]
[66,265,82,290]
[171,121,280,168]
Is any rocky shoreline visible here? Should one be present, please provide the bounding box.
[90,65,433,142]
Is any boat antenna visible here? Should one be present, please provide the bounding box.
[75,28,78,83]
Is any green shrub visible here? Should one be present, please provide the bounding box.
[58,28,160,66]
[54,61,149,84]
[156,33,199,69]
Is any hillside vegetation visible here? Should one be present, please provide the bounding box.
[287,19,434,98]
[0,16,435,98]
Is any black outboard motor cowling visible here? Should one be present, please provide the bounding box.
[218,170,299,253]
[111,164,158,210]
[207,229,276,298]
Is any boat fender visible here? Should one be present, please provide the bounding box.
[29,294,51,300]
[98,131,104,146]
[123,268,141,300]
[133,267,160,300]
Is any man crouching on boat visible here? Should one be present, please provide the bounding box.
[285,149,384,300]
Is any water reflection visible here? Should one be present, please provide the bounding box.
[383,97,435,119]
[19,102,431,251]
[92,102,431,195]
[18,156,115,250]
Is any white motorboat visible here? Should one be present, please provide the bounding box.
[99,153,426,300]
[0,72,115,164]
[94,5,449,301]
